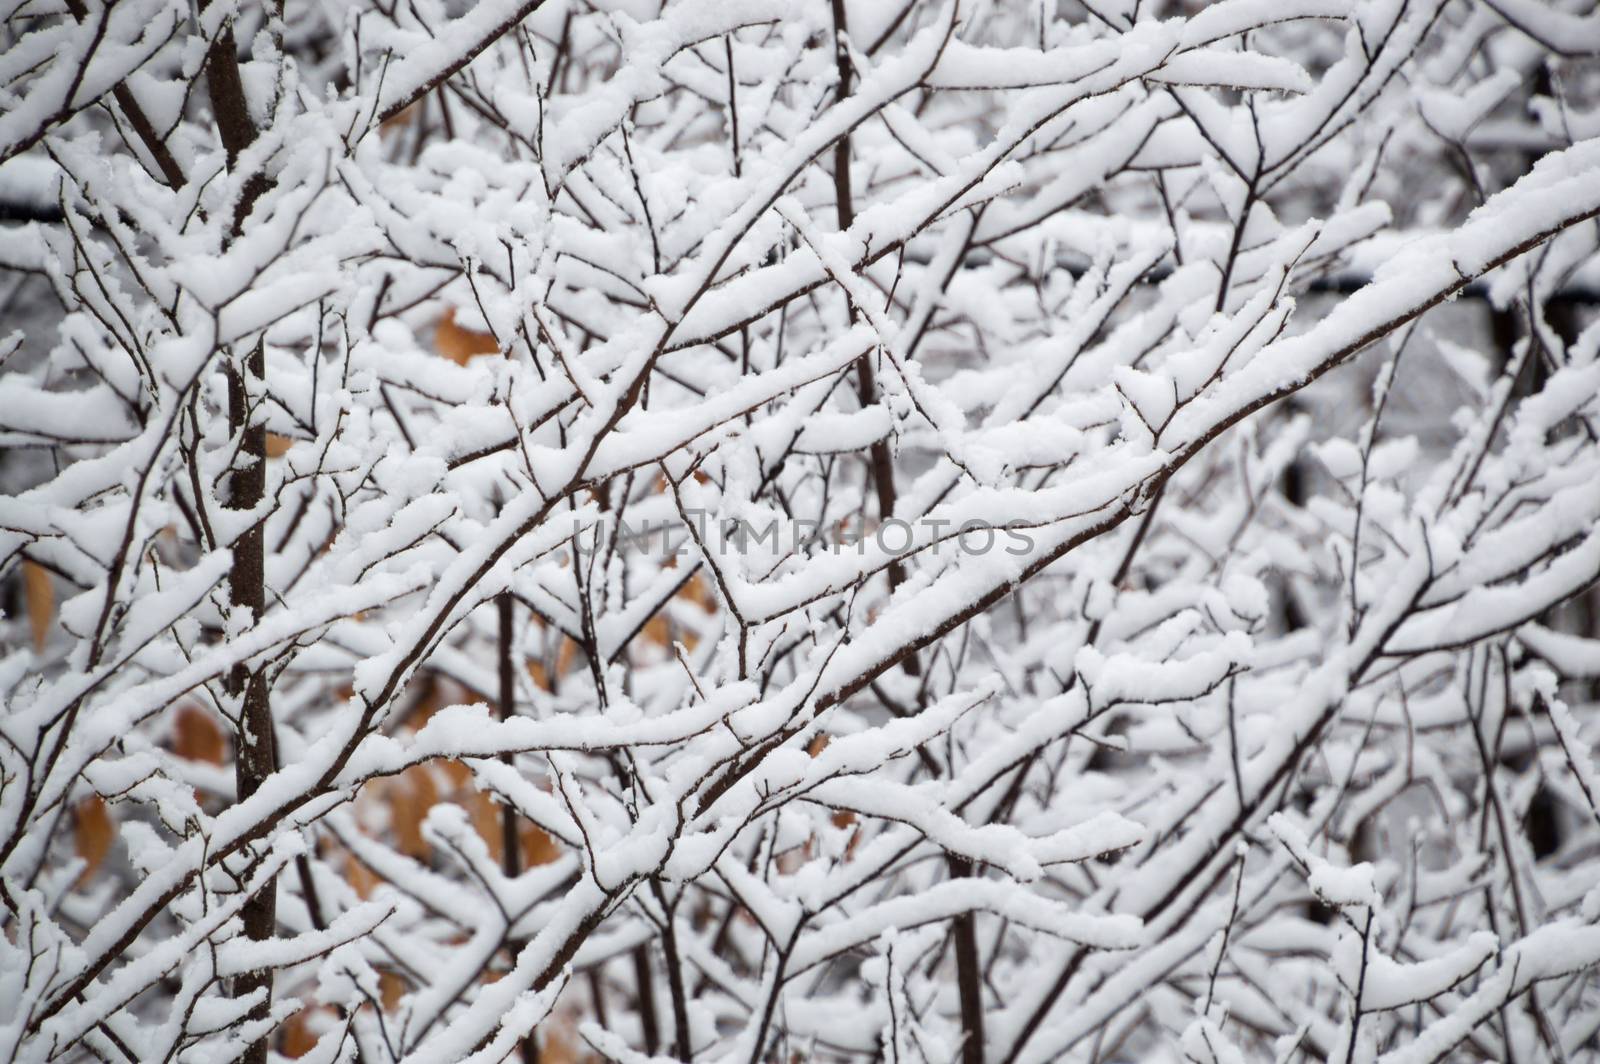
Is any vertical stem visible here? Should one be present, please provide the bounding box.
[828,0,916,616]
[295,855,325,931]
[588,964,611,1032]
[830,10,971,1060]
[203,11,276,1062]
[496,593,524,881]
[724,34,742,179]
[496,592,538,1064]
[948,858,986,1064]
[225,338,275,1064]
[828,0,853,230]
[205,23,271,239]
[651,881,693,1060]
[828,13,968,1064]
[633,944,662,1058]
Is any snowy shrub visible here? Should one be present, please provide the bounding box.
[2,0,1600,1061]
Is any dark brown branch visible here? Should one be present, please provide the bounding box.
[61,0,184,188]
[829,0,917,623]
[203,8,276,1062]
[949,857,987,1064]
[372,1,552,128]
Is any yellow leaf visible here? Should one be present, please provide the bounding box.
[23,561,52,651]
[435,308,499,365]
[174,704,225,765]
[344,853,380,899]
[464,788,504,864]
[279,1008,323,1059]
[74,796,113,883]
[379,103,417,137]
[391,765,439,859]
[523,823,560,867]
[379,970,407,1011]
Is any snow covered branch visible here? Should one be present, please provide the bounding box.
[3,0,1600,1061]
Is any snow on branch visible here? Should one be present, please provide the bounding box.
[3,0,1599,1061]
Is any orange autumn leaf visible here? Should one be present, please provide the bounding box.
[799,734,859,855]
[74,796,113,882]
[279,1008,323,1059]
[684,571,717,611]
[379,970,408,1011]
[391,764,440,859]
[630,571,718,656]
[23,560,53,651]
[344,854,380,900]
[265,433,293,458]
[528,635,579,690]
[537,1024,587,1064]
[523,823,560,867]
[464,788,505,863]
[435,307,499,365]
[438,757,473,789]
[378,102,417,137]
[175,704,225,765]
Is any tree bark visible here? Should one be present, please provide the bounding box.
[205,12,276,1063]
